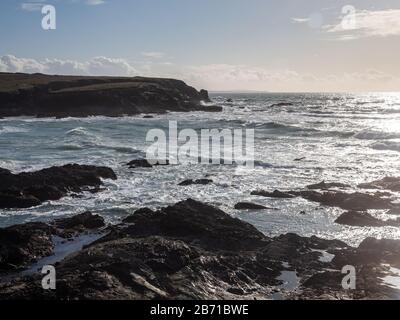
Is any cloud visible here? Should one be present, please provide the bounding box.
[325,9,400,40]
[141,52,165,59]
[86,0,105,5]
[0,55,137,76]
[1,55,399,92]
[21,1,46,12]
[292,17,310,24]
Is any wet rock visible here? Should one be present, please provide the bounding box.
[270,102,294,108]
[234,202,270,210]
[306,181,350,190]
[335,211,400,227]
[293,190,394,211]
[0,222,55,272]
[127,159,169,168]
[122,208,155,223]
[2,200,400,300]
[106,199,268,251]
[178,179,213,186]
[358,177,400,192]
[142,115,154,118]
[251,190,295,199]
[54,212,105,235]
[0,213,105,273]
[294,157,306,161]
[0,164,117,209]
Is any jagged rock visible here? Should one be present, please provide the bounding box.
[0,164,117,209]
[127,159,169,168]
[335,211,400,227]
[0,73,221,118]
[251,190,295,199]
[2,200,400,300]
[0,212,105,272]
[234,202,270,210]
[292,190,394,211]
[270,102,294,108]
[306,181,350,190]
[358,177,400,192]
[178,179,213,186]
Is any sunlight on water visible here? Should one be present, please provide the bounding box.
[1,92,400,247]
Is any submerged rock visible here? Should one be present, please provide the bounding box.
[251,190,295,199]
[358,177,400,192]
[234,202,270,210]
[306,181,350,190]
[178,179,213,186]
[127,159,169,168]
[335,211,400,227]
[0,164,117,209]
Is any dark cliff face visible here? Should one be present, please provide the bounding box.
[0,73,221,118]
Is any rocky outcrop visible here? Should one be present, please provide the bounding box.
[306,181,350,190]
[0,73,221,118]
[1,199,400,300]
[0,164,117,209]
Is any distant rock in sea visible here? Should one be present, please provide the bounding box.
[0,73,222,118]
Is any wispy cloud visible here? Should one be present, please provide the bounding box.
[292,17,310,24]
[86,0,105,6]
[21,1,46,12]
[325,9,400,40]
[141,52,165,59]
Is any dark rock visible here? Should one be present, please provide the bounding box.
[251,189,295,199]
[294,157,306,161]
[178,179,213,186]
[335,211,400,227]
[0,212,105,272]
[358,177,400,192]
[0,222,55,272]
[0,164,117,209]
[127,159,169,168]
[0,73,221,118]
[234,202,269,210]
[2,200,400,299]
[104,199,268,252]
[142,115,154,118]
[307,181,350,190]
[123,208,155,223]
[270,102,294,108]
[292,190,394,211]
[54,212,105,231]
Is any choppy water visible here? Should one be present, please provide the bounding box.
[1,92,400,246]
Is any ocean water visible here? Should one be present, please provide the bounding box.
[1,92,400,246]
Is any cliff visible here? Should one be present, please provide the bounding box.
[0,73,221,118]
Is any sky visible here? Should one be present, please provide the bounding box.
[1,0,400,92]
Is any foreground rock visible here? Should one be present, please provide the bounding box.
[1,199,399,299]
[0,212,105,272]
[0,164,116,209]
[0,73,221,118]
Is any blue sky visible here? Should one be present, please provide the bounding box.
[1,0,400,91]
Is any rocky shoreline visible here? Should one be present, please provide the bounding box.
[0,73,221,118]
[1,163,400,300]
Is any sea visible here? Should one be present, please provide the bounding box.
[1,92,400,246]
